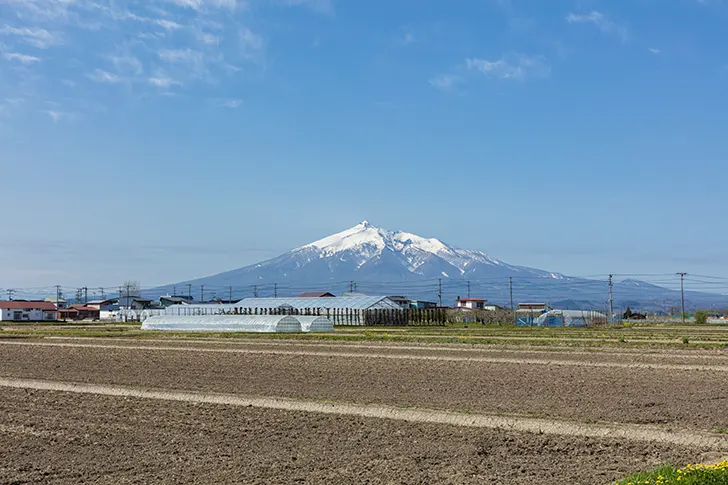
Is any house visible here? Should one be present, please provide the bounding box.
[59,305,100,321]
[297,292,336,298]
[85,299,118,310]
[45,297,67,310]
[456,297,487,310]
[160,295,193,307]
[120,297,153,311]
[483,304,506,312]
[388,296,411,308]
[0,301,57,321]
[409,300,438,310]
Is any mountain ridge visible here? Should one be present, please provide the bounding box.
[155,222,725,311]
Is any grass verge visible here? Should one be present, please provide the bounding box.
[615,460,728,485]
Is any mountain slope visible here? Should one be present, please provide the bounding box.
[157,222,725,311]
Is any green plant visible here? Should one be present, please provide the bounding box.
[682,336,690,344]
[694,309,709,325]
[614,460,728,485]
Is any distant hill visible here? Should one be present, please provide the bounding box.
[154,222,726,312]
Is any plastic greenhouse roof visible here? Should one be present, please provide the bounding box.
[141,315,303,333]
[234,295,401,311]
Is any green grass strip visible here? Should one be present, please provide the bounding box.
[615,460,728,485]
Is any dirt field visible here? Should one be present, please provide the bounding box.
[0,335,726,484]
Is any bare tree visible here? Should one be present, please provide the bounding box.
[121,280,141,308]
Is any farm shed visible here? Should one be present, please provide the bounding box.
[163,296,401,325]
[141,315,304,333]
[534,310,607,327]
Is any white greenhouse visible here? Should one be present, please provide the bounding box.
[296,316,335,333]
[161,295,402,325]
[534,310,608,327]
[141,315,305,333]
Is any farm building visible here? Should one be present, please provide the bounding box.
[0,301,57,321]
[59,305,100,321]
[534,309,608,327]
[141,314,334,333]
[516,303,550,326]
[162,295,402,325]
[456,298,487,310]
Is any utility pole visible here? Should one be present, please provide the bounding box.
[125,283,131,309]
[56,285,64,321]
[83,286,88,305]
[437,278,442,307]
[677,273,687,324]
[186,284,192,302]
[99,287,105,300]
[173,286,177,297]
[229,286,233,303]
[6,289,14,301]
[509,277,514,312]
[200,285,204,303]
[353,282,357,293]
[254,285,258,298]
[467,281,471,299]
[608,274,614,323]
[274,283,277,298]
[349,281,353,293]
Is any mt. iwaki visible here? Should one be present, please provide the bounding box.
[160,222,722,311]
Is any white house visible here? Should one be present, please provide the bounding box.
[456,298,487,310]
[0,301,58,321]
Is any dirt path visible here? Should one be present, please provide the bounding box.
[1,376,725,451]
[3,340,727,372]
[46,336,728,360]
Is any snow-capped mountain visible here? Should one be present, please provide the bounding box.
[157,221,726,311]
[293,221,562,281]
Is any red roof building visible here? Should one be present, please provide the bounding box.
[0,301,57,310]
[456,297,487,310]
[0,301,58,321]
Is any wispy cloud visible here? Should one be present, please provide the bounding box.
[148,76,181,88]
[214,98,243,108]
[239,27,264,59]
[0,26,60,48]
[45,110,77,123]
[275,0,334,15]
[88,69,124,84]
[0,0,316,122]
[648,48,661,55]
[566,11,628,43]
[108,55,143,75]
[397,27,416,46]
[428,74,459,92]
[3,52,41,64]
[165,0,241,11]
[466,54,550,81]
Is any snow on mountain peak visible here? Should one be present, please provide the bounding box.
[300,222,455,258]
[295,221,515,276]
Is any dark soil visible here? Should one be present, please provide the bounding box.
[0,388,705,485]
[0,341,726,430]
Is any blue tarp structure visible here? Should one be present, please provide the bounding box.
[534,310,607,327]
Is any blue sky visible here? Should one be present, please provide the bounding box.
[1,0,726,289]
